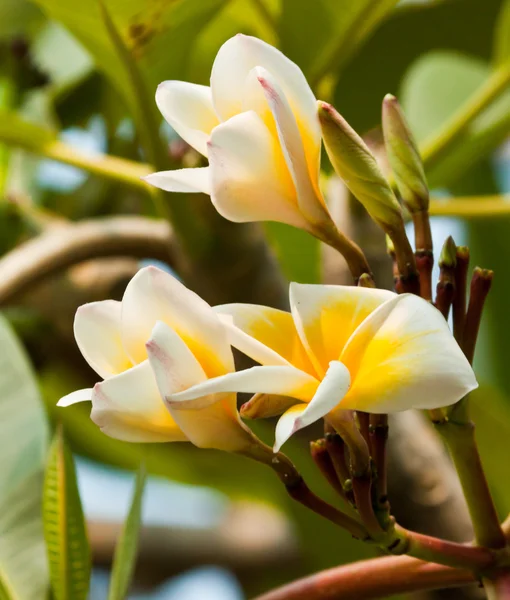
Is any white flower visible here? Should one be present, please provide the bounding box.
[57,266,261,453]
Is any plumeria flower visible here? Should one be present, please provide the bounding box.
[144,34,340,241]
[57,266,264,454]
[164,285,478,452]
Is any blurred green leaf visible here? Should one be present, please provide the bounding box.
[265,223,320,283]
[280,0,399,85]
[0,313,49,600]
[0,0,45,40]
[400,51,510,187]
[31,0,227,117]
[107,465,146,600]
[470,386,510,516]
[334,0,503,132]
[494,0,510,63]
[43,428,91,600]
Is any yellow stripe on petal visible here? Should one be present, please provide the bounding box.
[215,303,317,375]
[339,294,478,413]
[240,393,299,419]
[290,283,394,376]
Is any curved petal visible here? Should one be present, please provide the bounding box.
[210,35,319,157]
[290,283,395,376]
[146,321,207,400]
[215,304,316,375]
[121,266,233,377]
[74,300,132,379]
[91,360,186,443]
[144,167,210,195]
[273,361,350,452]
[240,393,299,419]
[208,111,308,228]
[168,365,319,407]
[253,67,326,224]
[167,395,256,452]
[156,81,219,156]
[57,388,93,407]
[339,294,478,412]
[274,404,306,452]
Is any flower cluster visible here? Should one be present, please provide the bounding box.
[59,35,477,460]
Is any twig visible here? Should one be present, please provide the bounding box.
[252,554,476,600]
[429,195,510,218]
[463,267,493,365]
[453,246,470,343]
[0,216,174,305]
[310,440,347,500]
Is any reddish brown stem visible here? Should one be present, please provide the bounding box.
[463,267,493,364]
[285,478,368,540]
[252,555,475,600]
[357,411,370,443]
[310,439,347,500]
[352,474,385,538]
[416,250,434,301]
[369,414,389,513]
[435,279,455,319]
[453,246,470,343]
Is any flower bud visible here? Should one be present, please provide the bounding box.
[439,235,457,269]
[318,101,403,233]
[382,94,429,214]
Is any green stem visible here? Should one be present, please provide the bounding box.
[429,195,510,218]
[421,61,510,171]
[436,420,506,549]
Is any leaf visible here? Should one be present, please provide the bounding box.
[280,0,399,86]
[31,0,227,115]
[399,51,510,187]
[0,313,49,600]
[494,0,510,64]
[333,0,504,133]
[42,428,91,600]
[107,465,146,600]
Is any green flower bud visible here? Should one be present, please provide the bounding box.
[439,235,457,269]
[318,101,403,233]
[382,94,429,214]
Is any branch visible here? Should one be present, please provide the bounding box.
[430,195,510,218]
[0,216,174,305]
[252,554,475,600]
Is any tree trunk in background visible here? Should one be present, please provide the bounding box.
[323,176,483,599]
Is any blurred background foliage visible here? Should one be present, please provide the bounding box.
[0,0,509,598]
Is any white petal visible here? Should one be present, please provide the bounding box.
[208,111,308,228]
[289,282,395,376]
[57,388,93,407]
[121,266,233,376]
[253,67,327,224]
[274,404,306,452]
[168,365,319,407]
[74,300,131,378]
[273,361,350,451]
[146,320,207,399]
[210,35,319,145]
[215,306,304,368]
[156,81,219,155]
[144,167,210,195]
[91,360,186,443]
[339,294,478,412]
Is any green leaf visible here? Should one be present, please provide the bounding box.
[31,0,227,115]
[494,0,510,63]
[400,51,510,187]
[107,466,146,600]
[265,223,320,283]
[333,0,503,133]
[280,0,399,86]
[0,313,49,600]
[42,428,91,600]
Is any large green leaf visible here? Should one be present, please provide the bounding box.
[31,0,227,115]
[333,0,503,132]
[42,428,91,600]
[280,0,399,84]
[107,465,146,600]
[0,313,49,600]
[399,51,510,187]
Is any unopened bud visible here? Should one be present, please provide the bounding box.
[318,101,403,233]
[382,94,429,213]
[439,236,457,269]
